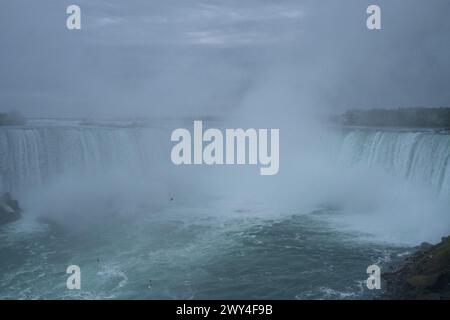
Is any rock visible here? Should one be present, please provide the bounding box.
[0,192,22,225]
[418,242,433,253]
[381,236,450,300]
[407,273,441,289]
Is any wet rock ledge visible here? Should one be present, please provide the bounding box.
[0,192,22,225]
[382,237,450,299]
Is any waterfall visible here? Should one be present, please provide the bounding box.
[339,129,450,197]
[1,123,450,199]
[0,125,170,196]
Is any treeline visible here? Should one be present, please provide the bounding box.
[0,111,26,126]
[340,107,450,128]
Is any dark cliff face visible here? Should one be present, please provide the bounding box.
[382,237,450,300]
[0,192,22,225]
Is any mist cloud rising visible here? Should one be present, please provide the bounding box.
[0,0,449,118]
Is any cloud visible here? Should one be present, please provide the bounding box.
[0,0,449,118]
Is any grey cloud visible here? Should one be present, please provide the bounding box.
[0,0,449,118]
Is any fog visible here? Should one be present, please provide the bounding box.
[1,0,450,118]
[1,1,450,246]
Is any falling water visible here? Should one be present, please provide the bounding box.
[339,129,450,197]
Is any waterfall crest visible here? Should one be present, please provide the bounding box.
[1,124,449,199]
[0,125,169,195]
[339,130,450,196]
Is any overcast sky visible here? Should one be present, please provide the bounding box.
[0,0,449,118]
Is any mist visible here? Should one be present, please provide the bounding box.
[1,1,449,240]
[1,0,450,300]
[1,0,450,118]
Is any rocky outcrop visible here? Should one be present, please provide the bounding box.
[0,192,22,225]
[382,237,450,299]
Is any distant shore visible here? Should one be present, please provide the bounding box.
[331,107,450,129]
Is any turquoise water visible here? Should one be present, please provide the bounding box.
[0,207,407,299]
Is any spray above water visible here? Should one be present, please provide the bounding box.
[1,119,449,245]
[170,121,280,175]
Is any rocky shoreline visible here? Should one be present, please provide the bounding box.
[381,237,450,300]
[0,192,22,225]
